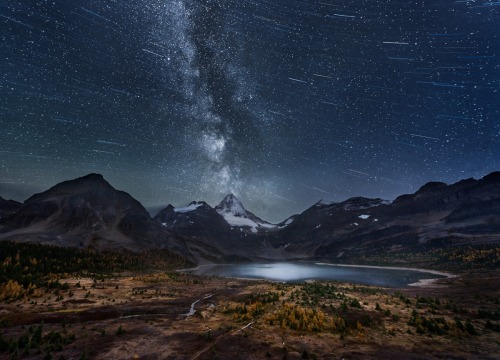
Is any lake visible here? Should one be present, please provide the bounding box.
[188,262,447,287]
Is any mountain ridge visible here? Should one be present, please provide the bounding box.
[0,173,192,259]
[1,172,499,264]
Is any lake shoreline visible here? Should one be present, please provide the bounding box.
[314,262,458,288]
[178,262,456,288]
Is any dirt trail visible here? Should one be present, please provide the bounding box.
[190,320,255,360]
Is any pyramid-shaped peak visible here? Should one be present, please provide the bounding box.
[216,194,246,215]
[220,194,242,204]
[215,194,276,232]
[23,173,121,206]
[223,193,238,201]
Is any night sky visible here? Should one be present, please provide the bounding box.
[1,0,499,223]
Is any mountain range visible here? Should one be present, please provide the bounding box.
[1,172,499,264]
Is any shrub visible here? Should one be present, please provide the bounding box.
[115,326,125,336]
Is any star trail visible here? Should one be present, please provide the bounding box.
[1,0,499,222]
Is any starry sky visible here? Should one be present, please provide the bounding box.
[1,0,499,223]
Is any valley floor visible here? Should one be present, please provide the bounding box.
[1,270,499,359]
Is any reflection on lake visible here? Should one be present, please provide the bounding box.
[188,262,446,287]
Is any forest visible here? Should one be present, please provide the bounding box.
[0,241,192,302]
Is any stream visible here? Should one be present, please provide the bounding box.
[184,294,213,317]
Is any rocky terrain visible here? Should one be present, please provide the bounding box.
[1,172,499,265]
[153,171,500,264]
[0,174,499,360]
[0,196,21,224]
[269,172,500,264]
[0,174,190,258]
[0,262,498,360]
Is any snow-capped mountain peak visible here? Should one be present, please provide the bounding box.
[215,194,246,216]
[215,194,277,233]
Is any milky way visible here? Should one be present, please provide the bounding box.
[1,0,499,222]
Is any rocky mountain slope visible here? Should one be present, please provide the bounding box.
[0,197,21,224]
[0,174,190,257]
[151,172,500,263]
[271,172,500,262]
[215,194,277,234]
[1,172,499,264]
[153,195,283,262]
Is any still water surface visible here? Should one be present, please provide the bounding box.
[189,262,446,287]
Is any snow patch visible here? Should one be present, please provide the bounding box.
[353,222,359,226]
[259,222,278,229]
[317,199,336,206]
[220,213,276,232]
[222,213,259,233]
[358,214,370,219]
[279,217,294,228]
[174,202,203,213]
[216,194,277,231]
